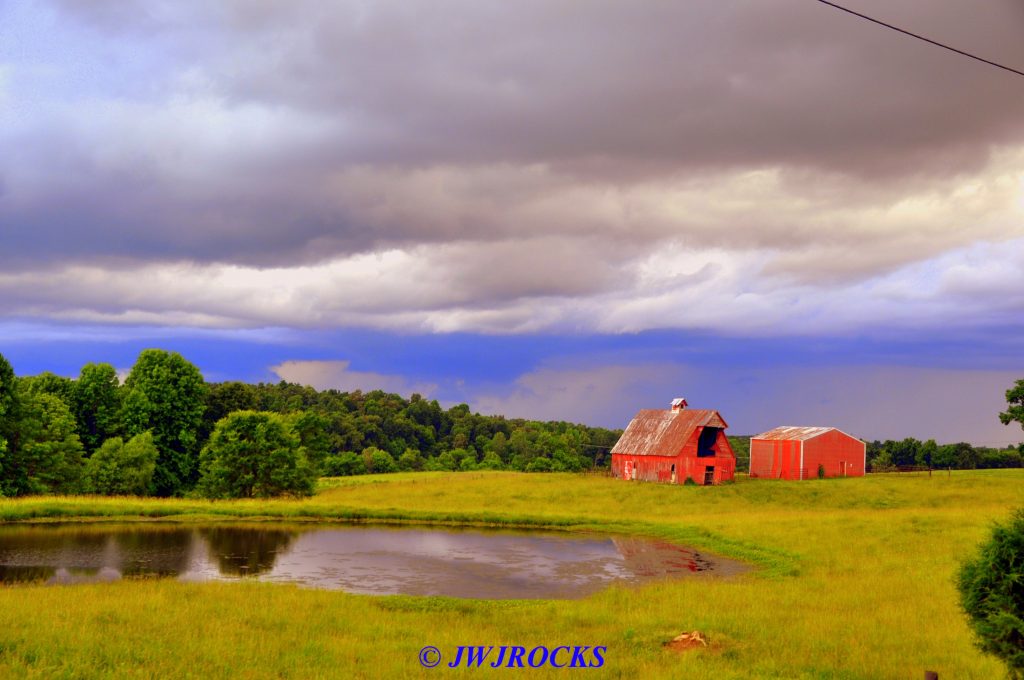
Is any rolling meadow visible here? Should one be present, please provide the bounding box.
[0,469,1021,678]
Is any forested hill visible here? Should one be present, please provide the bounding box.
[0,349,622,498]
[205,379,623,476]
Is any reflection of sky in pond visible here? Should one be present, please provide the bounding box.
[0,524,747,599]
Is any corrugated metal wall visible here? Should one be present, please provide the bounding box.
[611,426,736,485]
[803,430,866,478]
[750,430,865,479]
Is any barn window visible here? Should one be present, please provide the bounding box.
[697,427,719,457]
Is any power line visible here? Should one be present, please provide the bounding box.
[815,0,1024,79]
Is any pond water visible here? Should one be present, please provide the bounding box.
[0,523,747,599]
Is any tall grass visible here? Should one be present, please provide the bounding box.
[1,470,1022,678]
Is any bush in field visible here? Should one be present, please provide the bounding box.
[82,432,158,496]
[361,447,397,474]
[323,452,365,476]
[871,450,896,472]
[426,451,456,471]
[196,411,316,499]
[526,457,552,472]
[448,448,473,469]
[958,508,1024,678]
[397,448,425,472]
[477,451,504,470]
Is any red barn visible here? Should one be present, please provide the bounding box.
[749,426,865,480]
[611,398,736,485]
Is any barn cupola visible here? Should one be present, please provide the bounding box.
[670,397,688,412]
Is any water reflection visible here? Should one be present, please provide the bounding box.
[0,523,747,598]
[200,527,295,576]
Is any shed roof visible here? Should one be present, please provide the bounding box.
[611,409,727,457]
[751,426,857,442]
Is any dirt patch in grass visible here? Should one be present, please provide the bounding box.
[664,631,709,652]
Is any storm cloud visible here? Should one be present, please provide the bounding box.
[2,0,1024,336]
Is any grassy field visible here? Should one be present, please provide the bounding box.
[1,470,1021,679]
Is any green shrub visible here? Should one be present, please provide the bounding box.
[361,447,397,474]
[427,451,456,471]
[817,463,826,479]
[82,432,158,496]
[526,457,552,472]
[477,451,504,470]
[322,452,365,476]
[958,508,1024,678]
[397,448,425,472]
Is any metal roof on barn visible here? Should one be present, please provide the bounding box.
[611,409,727,457]
[751,426,852,441]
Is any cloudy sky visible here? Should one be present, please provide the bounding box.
[2,0,1023,444]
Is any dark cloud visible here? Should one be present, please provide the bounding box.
[2,0,1023,331]
[54,0,1024,175]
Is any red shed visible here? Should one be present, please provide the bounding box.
[611,398,736,485]
[749,426,865,480]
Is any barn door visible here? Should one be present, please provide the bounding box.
[703,466,715,485]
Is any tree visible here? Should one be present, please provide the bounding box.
[121,350,207,496]
[1000,380,1024,433]
[196,411,316,499]
[952,442,981,470]
[1,391,84,495]
[934,442,980,470]
[397,448,425,471]
[483,431,508,463]
[526,457,553,472]
[427,451,456,471]
[82,432,158,496]
[19,372,75,405]
[361,446,397,474]
[286,410,331,473]
[889,438,922,467]
[871,450,895,472]
[449,447,475,470]
[323,451,366,476]
[958,508,1024,678]
[916,439,938,468]
[201,381,258,443]
[0,352,15,466]
[72,363,121,454]
[477,451,504,470]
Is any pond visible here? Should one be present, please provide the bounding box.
[0,523,748,599]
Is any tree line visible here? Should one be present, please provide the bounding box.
[0,349,621,499]
[865,437,1023,471]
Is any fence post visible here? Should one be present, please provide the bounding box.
[924,671,938,680]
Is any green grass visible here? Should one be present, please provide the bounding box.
[1,470,1022,678]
